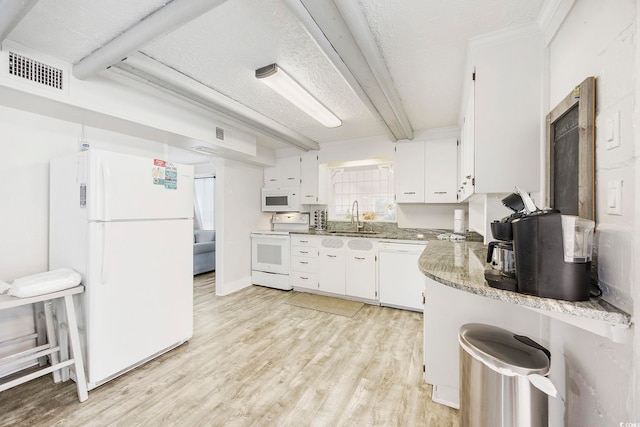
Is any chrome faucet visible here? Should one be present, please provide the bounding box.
[351,200,363,231]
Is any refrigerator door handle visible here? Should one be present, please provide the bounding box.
[100,160,110,221]
[100,223,109,284]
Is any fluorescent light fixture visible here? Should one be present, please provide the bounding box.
[256,64,341,128]
[281,0,413,140]
[191,145,221,156]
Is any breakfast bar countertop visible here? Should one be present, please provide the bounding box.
[418,240,632,328]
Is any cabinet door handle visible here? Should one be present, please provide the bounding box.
[466,175,472,179]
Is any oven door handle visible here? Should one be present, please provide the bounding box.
[252,234,290,240]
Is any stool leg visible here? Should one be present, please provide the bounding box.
[58,323,71,382]
[35,303,47,366]
[43,301,61,383]
[63,295,88,402]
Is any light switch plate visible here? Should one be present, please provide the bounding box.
[607,180,622,215]
[606,111,620,150]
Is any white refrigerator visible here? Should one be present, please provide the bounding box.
[49,149,194,390]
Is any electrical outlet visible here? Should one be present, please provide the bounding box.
[606,111,620,150]
[607,180,622,215]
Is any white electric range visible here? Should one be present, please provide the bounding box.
[251,213,309,290]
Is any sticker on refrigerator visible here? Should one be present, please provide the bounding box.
[152,159,166,186]
[164,163,177,190]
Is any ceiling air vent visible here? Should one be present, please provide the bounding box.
[8,51,64,90]
[215,126,225,141]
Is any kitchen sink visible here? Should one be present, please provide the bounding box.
[328,230,380,235]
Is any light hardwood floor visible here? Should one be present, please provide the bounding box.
[0,273,459,426]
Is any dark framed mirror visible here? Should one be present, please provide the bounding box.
[546,77,596,220]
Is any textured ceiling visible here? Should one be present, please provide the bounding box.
[5,0,546,151]
[359,0,545,130]
[141,0,382,144]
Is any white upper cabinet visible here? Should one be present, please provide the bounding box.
[300,151,319,204]
[394,141,425,203]
[395,138,458,204]
[425,138,458,203]
[458,84,475,201]
[264,156,301,188]
[468,30,541,194]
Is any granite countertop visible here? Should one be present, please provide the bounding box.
[419,240,632,326]
[292,225,484,243]
[295,228,438,242]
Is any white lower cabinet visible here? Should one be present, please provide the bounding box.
[345,239,378,300]
[290,235,320,290]
[291,234,379,302]
[318,238,346,295]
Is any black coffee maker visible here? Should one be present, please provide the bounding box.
[512,211,594,301]
[484,193,525,291]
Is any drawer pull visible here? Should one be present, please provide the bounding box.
[300,240,308,243]
[434,191,447,195]
[327,254,337,258]
[300,261,309,265]
[300,251,309,254]
[403,191,416,195]
[300,276,309,280]
[354,256,365,260]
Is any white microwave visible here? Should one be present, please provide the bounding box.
[261,187,301,212]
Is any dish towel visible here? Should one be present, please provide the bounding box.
[8,268,82,298]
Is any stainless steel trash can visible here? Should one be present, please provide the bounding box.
[459,323,551,427]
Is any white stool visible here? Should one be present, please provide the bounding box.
[0,286,88,402]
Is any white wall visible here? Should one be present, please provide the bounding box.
[546,0,638,424]
[200,159,271,296]
[0,105,179,359]
[318,129,467,230]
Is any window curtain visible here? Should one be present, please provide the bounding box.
[194,177,215,230]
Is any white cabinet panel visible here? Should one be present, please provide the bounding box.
[291,256,318,272]
[345,239,377,300]
[318,247,346,295]
[394,141,425,203]
[425,138,458,203]
[264,156,301,188]
[469,31,541,194]
[263,165,280,187]
[395,139,458,204]
[300,152,319,204]
[291,272,318,290]
[290,235,320,290]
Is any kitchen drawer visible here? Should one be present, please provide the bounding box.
[291,272,318,289]
[291,235,318,247]
[291,256,318,272]
[291,246,318,258]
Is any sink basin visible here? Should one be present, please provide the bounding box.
[328,230,379,235]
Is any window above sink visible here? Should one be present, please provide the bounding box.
[326,159,396,223]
